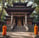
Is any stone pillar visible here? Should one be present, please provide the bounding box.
[11,14,13,24]
[11,14,14,30]
[24,14,29,31]
[25,14,27,25]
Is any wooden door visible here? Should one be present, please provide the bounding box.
[17,18,22,26]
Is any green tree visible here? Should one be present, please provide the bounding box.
[34,0,39,5]
[32,0,39,24]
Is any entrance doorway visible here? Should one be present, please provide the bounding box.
[15,16,24,26]
[13,16,26,32]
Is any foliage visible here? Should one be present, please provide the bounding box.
[1,9,7,21]
[0,0,39,22]
[33,6,39,23]
[35,6,39,13]
[34,0,39,5]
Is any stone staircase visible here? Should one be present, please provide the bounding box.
[12,25,34,32]
[7,24,34,32]
[13,26,26,32]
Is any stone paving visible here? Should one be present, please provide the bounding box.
[0,35,33,38]
[0,36,33,38]
[0,32,33,38]
[0,32,39,38]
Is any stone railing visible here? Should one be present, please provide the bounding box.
[27,24,34,32]
[7,24,12,32]
[7,24,16,32]
[24,24,34,32]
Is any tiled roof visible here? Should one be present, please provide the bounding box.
[4,2,36,15]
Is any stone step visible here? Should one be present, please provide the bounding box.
[13,26,26,32]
